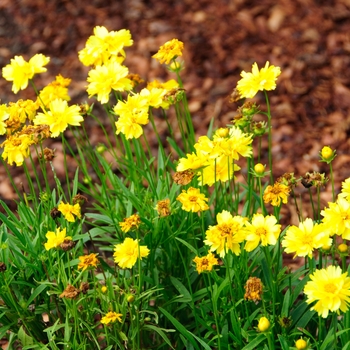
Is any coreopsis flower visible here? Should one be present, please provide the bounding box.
[257,316,270,332]
[140,87,167,108]
[281,218,331,258]
[236,61,281,99]
[78,253,99,271]
[58,202,81,222]
[153,38,184,65]
[193,252,218,274]
[321,198,350,239]
[78,26,133,67]
[176,152,207,172]
[1,133,34,166]
[244,277,263,302]
[304,265,350,318]
[114,93,149,139]
[87,61,132,104]
[59,284,80,299]
[263,182,290,207]
[100,311,123,325]
[155,199,171,217]
[244,213,281,252]
[113,238,150,269]
[172,170,195,185]
[44,227,72,251]
[2,54,50,93]
[295,338,308,350]
[204,210,247,257]
[119,214,141,233]
[146,79,180,108]
[176,187,209,212]
[224,126,253,160]
[0,104,9,135]
[33,99,84,137]
[338,177,350,202]
[38,74,71,107]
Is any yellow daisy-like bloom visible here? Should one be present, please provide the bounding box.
[338,177,350,202]
[100,311,123,325]
[79,26,133,67]
[38,74,71,107]
[244,213,281,252]
[1,133,34,166]
[204,210,247,257]
[140,87,167,108]
[176,152,207,172]
[119,214,141,233]
[8,99,39,125]
[58,202,81,222]
[321,198,350,239]
[44,227,72,251]
[114,93,149,139]
[153,38,184,65]
[263,182,290,207]
[87,61,132,104]
[237,61,281,99]
[2,54,50,93]
[0,104,9,135]
[34,99,84,137]
[221,126,253,160]
[113,238,150,269]
[193,252,218,274]
[78,253,99,271]
[281,218,331,258]
[304,265,350,318]
[176,187,209,212]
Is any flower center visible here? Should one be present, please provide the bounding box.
[324,282,337,294]
[256,227,267,237]
[188,196,198,202]
[219,223,231,237]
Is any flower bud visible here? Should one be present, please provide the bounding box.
[320,146,336,164]
[127,294,135,303]
[216,128,229,138]
[254,163,266,176]
[257,316,270,332]
[338,243,348,254]
[295,338,308,350]
[101,286,108,293]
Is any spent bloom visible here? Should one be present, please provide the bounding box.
[176,187,209,212]
[119,214,141,233]
[263,182,290,207]
[44,227,72,251]
[204,210,246,257]
[100,311,123,325]
[78,253,99,271]
[2,54,50,93]
[193,252,219,274]
[113,238,150,269]
[236,61,281,99]
[304,265,350,318]
[34,99,84,137]
[58,202,81,222]
[244,277,263,302]
[155,199,171,217]
[244,213,281,252]
[282,218,331,258]
[0,104,9,135]
[153,38,184,65]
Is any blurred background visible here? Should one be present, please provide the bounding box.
[0,0,350,219]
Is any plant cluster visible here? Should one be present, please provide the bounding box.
[0,26,349,349]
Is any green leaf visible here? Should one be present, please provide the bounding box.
[18,326,34,346]
[241,333,266,350]
[277,334,290,350]
[175,237,198,255]
[170,276,192,303]
[142,325,175,349]
[26,284,49,308]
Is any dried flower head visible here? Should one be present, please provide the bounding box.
[244,277,263,302]
[80,282,89,294]
[0,262,6,272]
[59,284,80,299]
[172,170,195,185]
[40,147,56,162]
[277,172,298,189]
[50,207,61,219]
[60,239,76,252]
[155,199,171,217]
[73,194,88,206]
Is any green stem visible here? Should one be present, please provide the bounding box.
[264,91,273,185]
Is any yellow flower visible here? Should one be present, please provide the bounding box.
[101,286,108,293]
[79,26,133,67]
[44,227,72,251]
[38,74,71,107]
[263,182,290,207]
[176,187,209,212]
[78,253,99,271]
[176,152,207,172]
[257,316,270,332]
[204,210,246,257]
[87,61,132,104]
[1,133,34,166]
[8,99,39,126]
[321,198,350,239]
[58,202,81,222]
[193,252,218,274]
[119,214,141,233]
[114,93,149,139]
[295,338,308,350]
[244,214,281,252]
[304,265,350,318]
[100,311,123,325]
[0,104,9,135]
[254,163,266,176]
[281,218,331,258]
[338,243,348,254]
[237,61,281,99]
[153,38,184,65]
[2,54,50,93]
[224,126,253,160]
[113,238,149,269]
[34,99,84,137]
[338,177,350,202]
